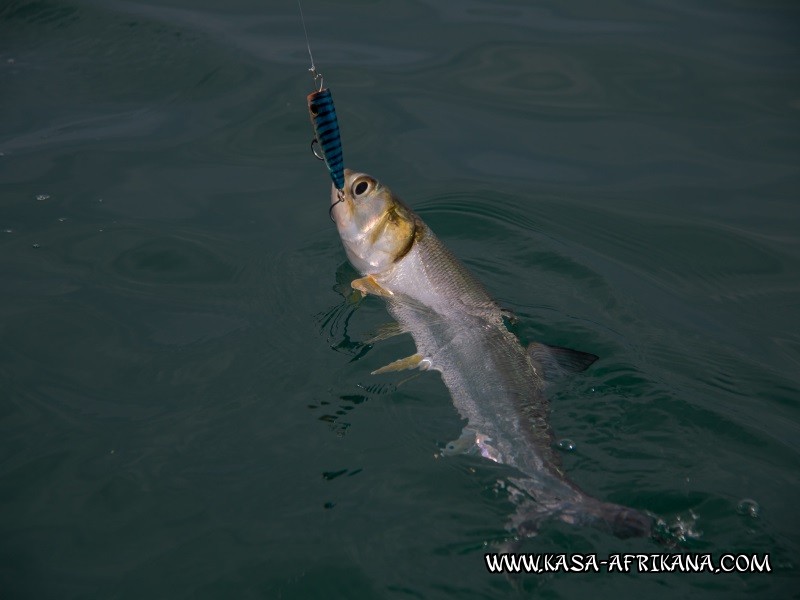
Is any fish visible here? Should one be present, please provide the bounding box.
[330,168,655,540]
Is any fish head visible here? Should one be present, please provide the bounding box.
[331,169,416,274]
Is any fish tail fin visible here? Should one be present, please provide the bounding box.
[511,496,654,541]
[564,496,654,539]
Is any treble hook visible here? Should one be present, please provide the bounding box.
[329,189,344,223]
[310,138,325,161]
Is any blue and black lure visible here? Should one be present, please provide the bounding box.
[299,1,345,200]
[307,84,344,191]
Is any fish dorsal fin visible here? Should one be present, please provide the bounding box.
[527,342,598,381]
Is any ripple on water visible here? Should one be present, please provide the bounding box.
[449,43,605,114]
[416,189,541,238]
[420,40,709,120]
[111,236,236,285]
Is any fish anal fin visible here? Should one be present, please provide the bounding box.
[351,275,393,298]
[442,429,502,462]
[528,342,598,380]
[442,431,476,457]
[365,322,406,344]
[371,353,428,375]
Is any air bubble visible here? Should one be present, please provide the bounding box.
[32,242,40,249]
[737,498,760,518]
[556,438,576,452]
[36,194,50,201]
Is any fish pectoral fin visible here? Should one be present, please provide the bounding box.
[442,431,477,456]
[351,275,393,298]
[527,342,598,381]
[371,353,427,375]
[364,322,406,344]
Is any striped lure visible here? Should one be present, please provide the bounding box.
[299,1,345,191]
[307,87,345,190]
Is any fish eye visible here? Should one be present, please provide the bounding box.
[309,103,319,116]
[352,178,372,197]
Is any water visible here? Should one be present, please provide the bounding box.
[1,0,798,597]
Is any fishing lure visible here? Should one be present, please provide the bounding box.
[308,85,344,191]
[299,1,345,192]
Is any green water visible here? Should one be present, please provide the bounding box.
[1,0,799,597]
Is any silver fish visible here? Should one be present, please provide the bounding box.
[331,169,654,539]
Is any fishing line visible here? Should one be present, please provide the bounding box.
[297,0,323,91]
[297,0,347,222]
